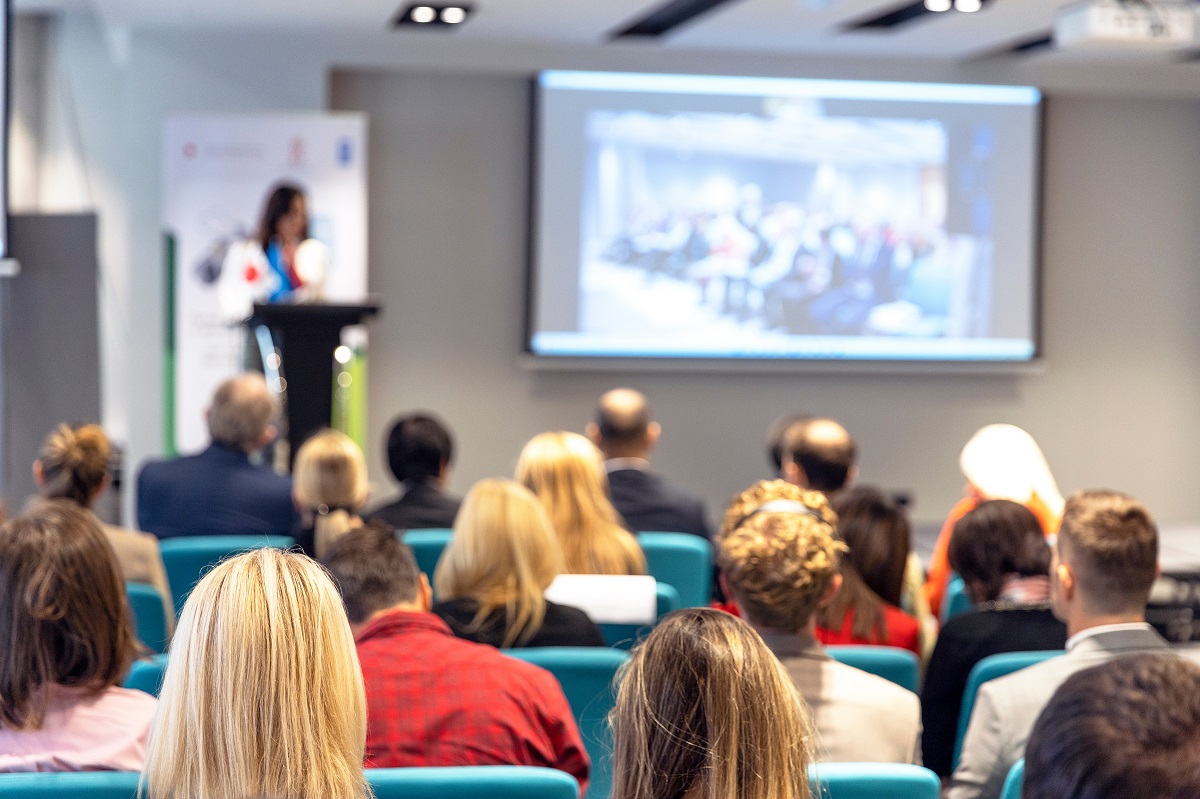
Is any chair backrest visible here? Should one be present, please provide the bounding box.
[366,766,580,799]
[0,771,140,798]
[954,650,1064,768]
[403,528,454,587]
[809,762,940,799]
[825,645,920,693]
[941,575,974,624]
[126,581,170,654]
[507,647,629,799]
[159,534,296,615]
[636,532,713,609]
[1002,759,1025,799]
[599,582,681,650]
[123,653,170,697]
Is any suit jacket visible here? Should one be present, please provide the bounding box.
[102,522,175,638]
[136,443,298,539]
[605,463,712,540]
[947,624,1173,799]
[760,631,922,765]
[365,479,461,531]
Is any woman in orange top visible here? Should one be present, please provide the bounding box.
[924,424,1064,617]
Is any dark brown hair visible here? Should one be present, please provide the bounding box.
[782,418,856,492]
[257,183,308,251]
[948,499,1050,603]
[321,525,421,624]
[0,500,136,730]
[1056,489,1157,614]
[37,423,111,507]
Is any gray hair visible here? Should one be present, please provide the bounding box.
[207,374,277,453]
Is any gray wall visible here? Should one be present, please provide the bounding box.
[332,70,1200,526]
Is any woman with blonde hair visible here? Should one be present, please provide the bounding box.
[433,478,605,648]
[293,428,371,558]
[34,422,174,636]
[516,431,645,575]
[610,607,813,799]
[143,547,369,799]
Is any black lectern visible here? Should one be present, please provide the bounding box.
[248,302,380,468]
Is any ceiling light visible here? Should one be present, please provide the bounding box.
[924,0,951,11]
[410,5,435,22]
[393,2,474,27]
[954,0,982,12]
[440,6,466,23]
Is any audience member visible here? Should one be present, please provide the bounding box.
[716,480,922,764]
[432,478,605,648]
[293,428,372,558]
[925,424,1064,616]
[34,422,174,636]
[814,486,921,656]
[322,526,589,787]
[0,501,155,772]
[610,607,813,799]
[585,388,712,539]
[947,490,1169,799]
[517,431,646,575]
[366,413,461,530]
[765,412,811,478]
[921,500,1067,778]
[144,548,369,799]
[1024,654,1200,799]
[780,417,857,495]
[136,373,297,539]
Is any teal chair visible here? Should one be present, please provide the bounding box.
[0,771,140,798]
[123,653,169,697]
[636,532,713,609]
[599,582,680,650]
[953,650,1064,768]
[809,762,940,799]
[941,575,974,623]
[826,645,920,693]
[403,528,453,585]
[508,647,629,799]
[159,534,295,615]
[367,766,579,799]
[126,581,171,654]
[1002,759,1024,799]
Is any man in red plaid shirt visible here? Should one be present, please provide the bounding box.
[322,526,589,792]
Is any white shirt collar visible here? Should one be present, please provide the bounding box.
[1065,622,1154,651]
[604,457,649,473]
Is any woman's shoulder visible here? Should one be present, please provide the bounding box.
[537,601,606,646]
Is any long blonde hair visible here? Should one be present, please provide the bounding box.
[37,423,111,507]
[610,608,813,799]
[143,548,369,799]
[293,429,369,558]
[434,479,564,647]
[516,431,645,575]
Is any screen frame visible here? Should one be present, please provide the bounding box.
[523,70,1046,373]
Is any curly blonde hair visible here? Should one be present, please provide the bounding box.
[716,480,845,632]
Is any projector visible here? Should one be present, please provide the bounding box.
[1054,0,1195,50]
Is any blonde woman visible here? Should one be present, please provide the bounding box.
[516,431,646,575]
[609,607,813,799]
[34,422,174,636]
[432,479,605,648]
[143,548,369,799]
[293,428,371,558]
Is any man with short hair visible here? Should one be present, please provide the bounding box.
[585,388,711,539]
[321,527,589,788]
[137,373,296,538]
[717,480,921,764]
[366,413,460,530]
[1023,654,1200,799]
[765,412,811,478]
[780,417,857,494]
[947,489,1173,799]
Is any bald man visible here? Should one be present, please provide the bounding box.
[781,417,858,495]
[137,373,298,539]
[585,388,712,540]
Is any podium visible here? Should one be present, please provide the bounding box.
[248,302,380,468]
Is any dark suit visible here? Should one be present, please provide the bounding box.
[365,479,461,531]
[136,443,298,539]
[606,463,712,540]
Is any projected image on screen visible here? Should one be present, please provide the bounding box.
[530,73,1041,363]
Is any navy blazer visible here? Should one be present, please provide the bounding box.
[606,465,713,540]
[137,443,298,539]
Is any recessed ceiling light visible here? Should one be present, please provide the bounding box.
[440,6,466,23]
[393,2,474,27]
[954,0,982,12]
[411,5,435,22]
[924,0,951,12]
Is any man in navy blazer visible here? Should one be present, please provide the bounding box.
[586,388,712,540]
[137,373,298,539]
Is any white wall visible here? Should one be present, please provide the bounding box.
[23,12,1200,525]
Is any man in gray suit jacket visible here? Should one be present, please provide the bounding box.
[948,489,1169,799]
[718,480,921,765]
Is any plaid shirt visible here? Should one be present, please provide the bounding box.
[355,610,590,792]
